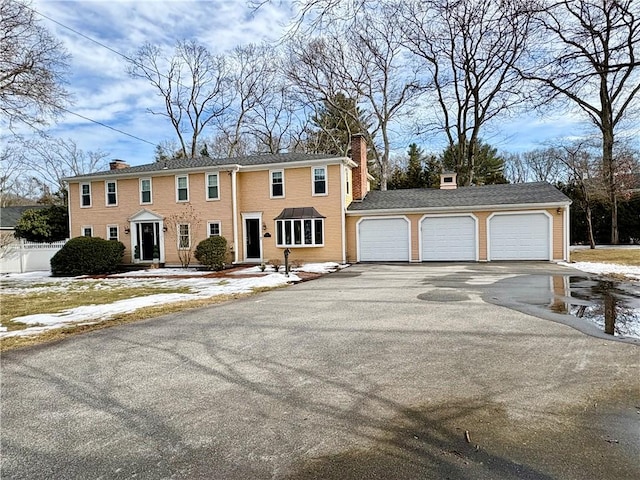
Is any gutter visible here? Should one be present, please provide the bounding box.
[346,201,572,216]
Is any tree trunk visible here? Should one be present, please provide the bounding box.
[585,203,596,249]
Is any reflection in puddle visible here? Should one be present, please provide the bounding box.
[494,275,640,340]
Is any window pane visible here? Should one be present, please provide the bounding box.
[83,228,92,237]
[208,174,218,199]
[109,227,118,240]
[294,220,302,245]
[277,221,283,245]
[178,177,187,188]
[179,224,190,248]
[284,221,291,245]
[304,220,312,245]
[142,190,151,203]
[209,223,220,236]
[314,168,326,194]
[314,219,323,244]
[271,171,283,197]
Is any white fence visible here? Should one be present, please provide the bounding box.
[0,239,67,274]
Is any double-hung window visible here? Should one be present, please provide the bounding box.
[178,223,190,249]
[106,181,117,206]
[176,175,189,202]
[208,221,221,237]
[140,178,152,204]
[107,225,119,241]
[312,167,327,195]
[270,170,284,198]
[206,173,219,200]
[80,183,91,207]
[82,226,93,237]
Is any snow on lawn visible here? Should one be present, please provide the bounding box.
[560,262,640,280]
[231,262,348,275]
[0,267,316,338]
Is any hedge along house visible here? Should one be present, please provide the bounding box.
[64,135,570,267]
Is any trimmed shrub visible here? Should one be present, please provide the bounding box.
[51,237,125,276]
[194,236,227,271]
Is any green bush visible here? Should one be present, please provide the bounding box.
[194,236,227,271]
[51,237,125,276]
[14,205,69,243]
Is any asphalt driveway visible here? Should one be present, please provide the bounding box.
[2,263,638,479]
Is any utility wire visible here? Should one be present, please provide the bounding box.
[57,106,157,146]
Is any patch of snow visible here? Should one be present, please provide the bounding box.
[1,271,301,339]
[560,262,640,280]
[110,268,213,277]
[293,262,345,274]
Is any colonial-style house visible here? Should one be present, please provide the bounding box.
[64,135,571,266]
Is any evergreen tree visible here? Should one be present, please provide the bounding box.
[307,93,370,155]
[441,140,508,186]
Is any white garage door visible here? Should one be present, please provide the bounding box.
[489,213,551,260]
[358,218,410,261]
[421,215,476,261]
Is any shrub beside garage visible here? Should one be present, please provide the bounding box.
[51,237,125,276]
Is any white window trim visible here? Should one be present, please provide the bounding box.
[82,225,93,237]
[177,223,191,250]
[176,175,189,202]
[270,169,285,199]
[107,224,119,241]
[105,180,118,207]
[140,178,152,205]
[205,172,220,201]
[312,166,328,196]
[207,221,222,237]
[276,218,325,248]
[80,183,92,208]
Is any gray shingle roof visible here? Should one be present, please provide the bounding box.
[65,153,344,180]
[0,205,47,228]
[347,182,570,212]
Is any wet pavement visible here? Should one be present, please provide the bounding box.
[483,274,640,344]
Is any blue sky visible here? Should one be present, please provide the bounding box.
[29,0,613,167]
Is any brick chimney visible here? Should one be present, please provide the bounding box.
[351,134,369,200]
[440,172,457,189]
[109,159,130,170]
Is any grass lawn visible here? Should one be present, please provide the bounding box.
[570,248,640,266]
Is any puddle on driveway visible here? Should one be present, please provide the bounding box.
[488,275,640,341]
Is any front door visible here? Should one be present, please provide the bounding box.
[245,218,261,260]
[140,222,156,260]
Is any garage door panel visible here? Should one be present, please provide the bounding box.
[359,218,409,261]
[489,213,550,260]
[421,216,476,261]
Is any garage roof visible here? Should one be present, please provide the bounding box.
[347,182,570,212]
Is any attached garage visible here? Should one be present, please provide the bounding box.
[488,212,552,260]
[358,217,410,261]
[421,215,477,261]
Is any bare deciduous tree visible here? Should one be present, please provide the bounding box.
[0,0,70,128]
[287,4,421,189]
[18,136,109,199]
[526,0,640,243]
[164,203,202,268]
[127,40,232,159]
[401,0,534,186]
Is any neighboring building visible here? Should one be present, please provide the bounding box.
[64,136,571,266]
[0,205,48,243]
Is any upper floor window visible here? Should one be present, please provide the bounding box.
[107,225,119,241]
[271,170,284,198]
[140,178,152,204]
[178,223,190,249]
[105,180,117,206]
[176,175,189,202]
[208,221,221,237]
[82,226,93,237]
[313,167,327,195]
[80,183,91,207]
[206,173,219,200]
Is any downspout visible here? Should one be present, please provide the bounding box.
[340,163,346,264]
[564,205,570,262]
[231,166,240,264]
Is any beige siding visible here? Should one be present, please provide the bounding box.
[237,163,345,263]
[346,207,567,262]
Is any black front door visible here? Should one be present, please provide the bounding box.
[141,222,155,260]
[245,218,261,260]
